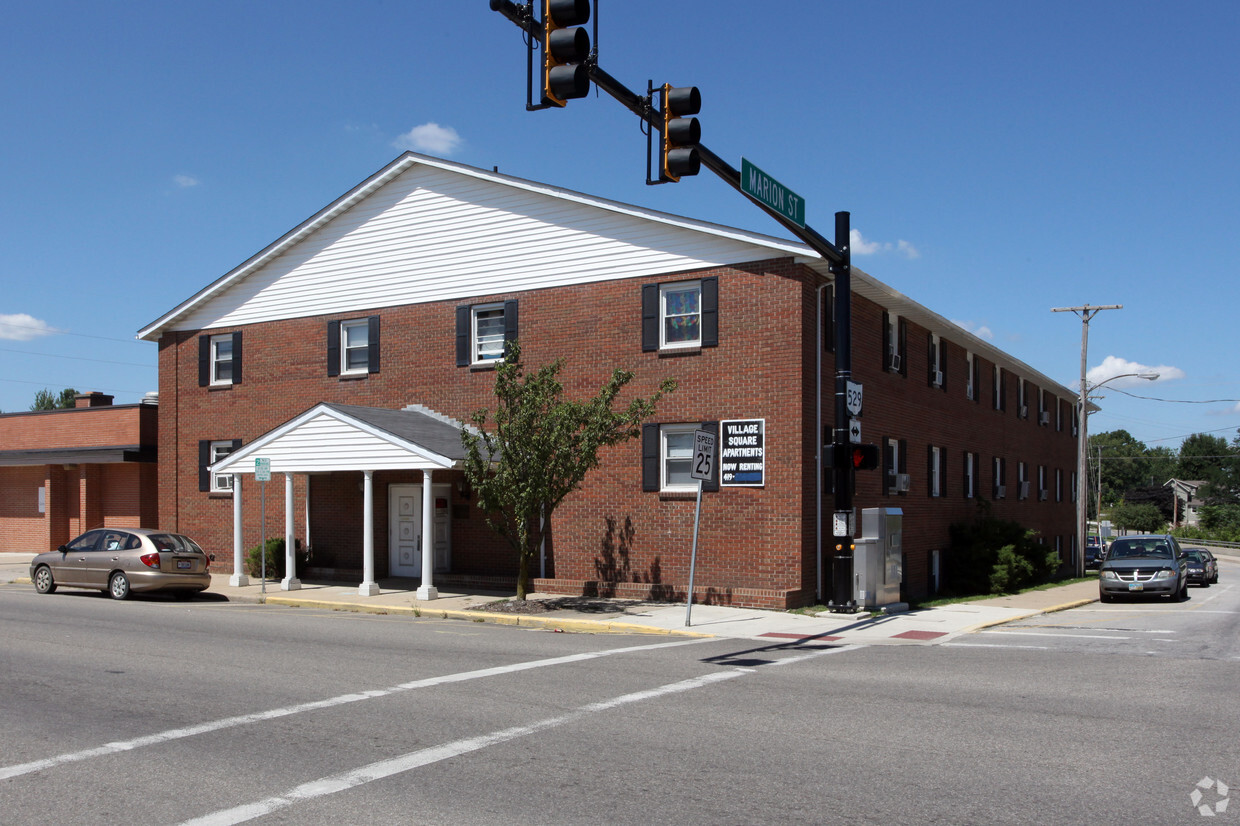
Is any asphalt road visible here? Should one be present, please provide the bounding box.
[2,583,1238,825]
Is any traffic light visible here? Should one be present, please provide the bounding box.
[834,442,880,470]
[543,0,591,106]
[660,84,701,181]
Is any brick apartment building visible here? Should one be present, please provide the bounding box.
[0,392,159,553]
[137,153,1078,608]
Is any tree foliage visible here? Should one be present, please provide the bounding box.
[461,342,675,599]
[30,387,78,411]
[1108,501,1165,534]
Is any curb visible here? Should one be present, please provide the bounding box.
[262,596,712,637]
[963,596,1098,634]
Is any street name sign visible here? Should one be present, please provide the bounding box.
[741,158,806,227]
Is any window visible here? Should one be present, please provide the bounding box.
[882,311,906,374]
[642,278,718,351]
[965,352,976,401]
[928,333,944,388]
[883,437,907,495]
[928,445,943,497]
[1017,378,1028,418]
[328,317,380,377]
[964,451,976,499]
[1018,461,1028,500]
[199,439,241,493]
[1038,465,1048,500]
[993,456,1007,499]
[456,300,518,366]
[198,331,242,387]
[642,422,719,493]
[993,366,1005,411]
[1056,467,1063,502]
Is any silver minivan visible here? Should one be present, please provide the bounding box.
[1098,534,1188,602]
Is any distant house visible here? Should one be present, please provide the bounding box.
[0,393,158,552]
[1165,478,1205,527]
[137,152,1078,608]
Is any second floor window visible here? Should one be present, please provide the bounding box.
[642,278,718,352]
[328,317,380,377]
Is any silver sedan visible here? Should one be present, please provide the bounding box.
[30,528,214,600]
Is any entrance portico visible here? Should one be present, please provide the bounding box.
[211,402,478,599]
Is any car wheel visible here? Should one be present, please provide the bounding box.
[1099,591,1113,603]
[108,572,131,601]
[33,566,57,594]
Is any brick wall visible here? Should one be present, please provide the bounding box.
[158,257,1075,608]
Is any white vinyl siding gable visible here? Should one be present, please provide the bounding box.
[170,164,784,334]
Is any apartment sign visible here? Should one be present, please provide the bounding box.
[720,419,765,487]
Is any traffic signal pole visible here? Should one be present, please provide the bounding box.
[491,0,858,609]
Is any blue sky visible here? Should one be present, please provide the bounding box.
[2,1,1236,453]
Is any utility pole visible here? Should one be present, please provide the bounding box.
[491,0,871,609]
[1051,303,1121,577]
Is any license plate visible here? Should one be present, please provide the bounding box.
[1128,583,1143,591]
[177,560,192,570]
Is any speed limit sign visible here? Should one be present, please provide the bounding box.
[691,429,716,481]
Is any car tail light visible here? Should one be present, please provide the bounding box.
[140,552,161,570]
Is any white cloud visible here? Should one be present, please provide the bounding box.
[1087,355,1185,387]
[951,319,994,341]
[393,122,463,155]
[174,174,199,188]
[850,229,920,259]
[0,313,57,341]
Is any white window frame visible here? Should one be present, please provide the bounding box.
[1018,461,1028,499]
[340,319,370,375]
[471,303,507,364]
[965,352,975,400]
[660,423,699,492]
[886,437,900,493]
[930,334,943,386]
[210,334,234,386]
[929,445,942,497]
[210,441,236,493]
[660,280,702,350]
[1018,378,1028,418]
[1056,468,1063,502]
[965,451,975,499]
[886,313,902,372]
[993,365,1003,410]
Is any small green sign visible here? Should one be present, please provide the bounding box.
[254,457,271,482]
[740,158,805,227]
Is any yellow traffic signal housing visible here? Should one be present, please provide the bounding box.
[661,84,701,181]
[543,0,591,106]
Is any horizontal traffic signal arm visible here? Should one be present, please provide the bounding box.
[488,0,844,267]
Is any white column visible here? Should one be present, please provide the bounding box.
[359,470,380,596]
[229,475,249,586]
[416,469,438,600]
[281,472,301,591]
[304,474,311,551]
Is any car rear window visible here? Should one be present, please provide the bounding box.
[149,534,189,552]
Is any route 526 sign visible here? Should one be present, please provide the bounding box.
[691,430,716,482]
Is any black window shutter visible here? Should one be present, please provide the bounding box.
[1001,370,1008,411]
[881,311,891,370]
[963,452,970,499]
[456,305,471,367]
[701,420,719,491]
[939,340,947,392]
[198,335,210,387]
[700,277,718,348]
[642,424,660,491]
[927,333,936,386]
[503,299,519,356]
[232,331,243,385]
[939,445,948,497]
[367,316,380,374]
[327,321,341,377]
[882,437,893,496]
[927,445,935,497]
[641,284,659,352]
[199,440,211,492]
[898,319,908,376]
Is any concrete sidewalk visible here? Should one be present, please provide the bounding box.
[2,552,1100,645]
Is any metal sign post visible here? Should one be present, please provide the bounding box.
[255,458,271,595]
[685,429,716,627]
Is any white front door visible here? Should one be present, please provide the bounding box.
[389,484,421,577]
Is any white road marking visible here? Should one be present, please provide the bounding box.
[980,630,1130,640]
[942,643,1050,650]
[177,671,746,826]
[0,637,712,781]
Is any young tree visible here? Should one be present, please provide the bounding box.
[461,342,676,600]
[1108,501,1166,534]
[30,387,78,411]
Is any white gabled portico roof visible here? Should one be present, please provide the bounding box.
[211,403,475,475]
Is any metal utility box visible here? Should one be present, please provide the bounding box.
[854,507,903,609]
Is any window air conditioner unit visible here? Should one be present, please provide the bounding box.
[1039,411,1050,425]
[889,353,902,372]
[1019,404,1028,419]
[1019,481,1031,499]
[933,369,944,386]
[896,473,912,492]
[1039,489,1049,501]
[996,484,1007,499]
[966,384,974,400]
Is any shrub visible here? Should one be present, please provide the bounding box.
[245,537,305,579]
[946,513,1059,596]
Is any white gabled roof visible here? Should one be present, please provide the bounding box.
[137,152,807,342]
